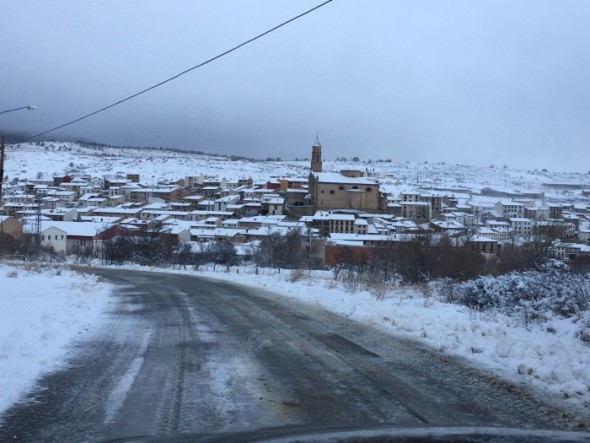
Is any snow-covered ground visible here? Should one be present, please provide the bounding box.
[1,261,588,421]
[0,264,113,414]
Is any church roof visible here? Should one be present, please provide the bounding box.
[312,172,378,186]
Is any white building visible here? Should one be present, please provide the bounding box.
[39,226,68,253]
[510,218,533,237]
[496,201,526,219]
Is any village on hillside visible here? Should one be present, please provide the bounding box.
[1,139,590,271]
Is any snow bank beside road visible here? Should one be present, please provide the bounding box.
[0,265,113,414]
[186,266,589,419]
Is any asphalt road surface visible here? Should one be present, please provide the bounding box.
[0,269,584,442]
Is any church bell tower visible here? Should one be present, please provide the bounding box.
[310,133,322,173]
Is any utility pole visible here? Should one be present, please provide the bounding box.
[35,193,42,257]
[0,136,5,203]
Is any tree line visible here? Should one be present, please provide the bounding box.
[1,222,587,283]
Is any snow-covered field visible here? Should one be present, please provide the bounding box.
[0,264,113,414]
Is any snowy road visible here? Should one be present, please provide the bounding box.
[0,269,578,442]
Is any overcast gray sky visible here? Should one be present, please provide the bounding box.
[2,1,590,172]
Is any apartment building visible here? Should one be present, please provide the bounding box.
[496,201,525,219]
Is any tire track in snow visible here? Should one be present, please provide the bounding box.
[104,328,152,424]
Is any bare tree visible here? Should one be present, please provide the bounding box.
[132,222,174,265]
[208,240,237,271]
[0,231,22,256]
[255,231,281,269]
[279,230,305,270]
[102,235,134,265]
[254,229,305,272]
[331,245,356,280]
[367,239,398,283]
[100,222,174,266]
[174,242,193,270]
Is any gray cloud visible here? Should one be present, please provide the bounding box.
[2,0,590,172]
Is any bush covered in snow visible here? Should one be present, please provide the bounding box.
[444,262,590,342]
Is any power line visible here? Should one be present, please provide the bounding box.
[19,0,333,143]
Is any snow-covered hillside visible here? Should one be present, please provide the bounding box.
[5,141,590,203]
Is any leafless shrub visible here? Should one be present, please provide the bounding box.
[342,269,361,293]
[446,262,590,341]
[365,278,389,299]
[7,270,18,278]
[289,268,305,282]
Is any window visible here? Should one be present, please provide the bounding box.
[352,186,358,189]
[339,186,345,190]
[329,190,335,194]
[366,187,372,192]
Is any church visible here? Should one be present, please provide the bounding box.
[307,138,383,212]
